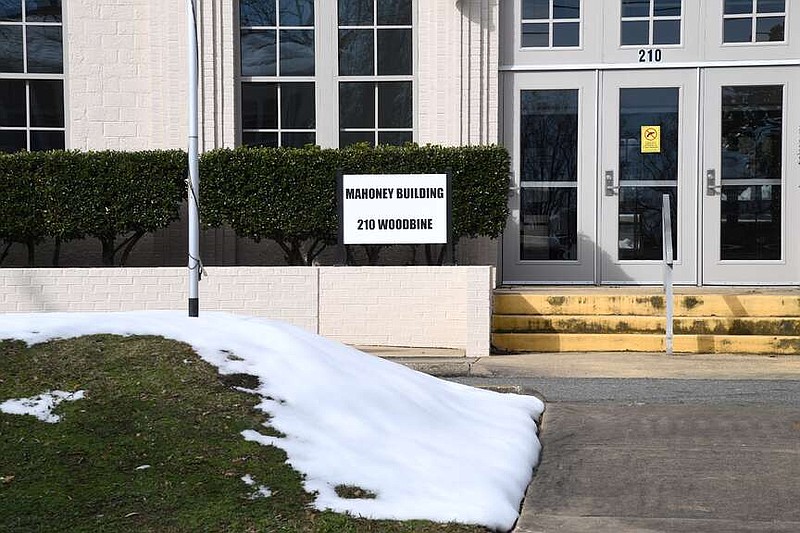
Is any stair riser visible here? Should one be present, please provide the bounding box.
[492,333,800,354]
[494,294,800,317]
[492,316,800,336]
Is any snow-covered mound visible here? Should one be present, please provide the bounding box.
[0,311,543,531]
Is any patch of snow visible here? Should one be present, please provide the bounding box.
[241,474,272,499]
[0,311,543,531]
[0,390,86,423]
[135,465,151,471]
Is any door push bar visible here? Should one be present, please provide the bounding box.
[604,170,619,196]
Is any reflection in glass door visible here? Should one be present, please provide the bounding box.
[617,88,678,262]
[502,71,596,283]
[600,70,697,284]
[519,89,579,262]
[720,86,782,261]
[702,68,800,284]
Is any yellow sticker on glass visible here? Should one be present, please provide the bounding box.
[641,126,661,153]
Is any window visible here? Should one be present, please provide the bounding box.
[521,0,581,48]
[620,0,681,46]
[519,90,579,261]
[238,1,415,148]
[239,0,316,147]
[0,0,65,152]
[723,0,785,43]
[338,0,413,147]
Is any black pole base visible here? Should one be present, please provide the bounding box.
[189,298,199,317]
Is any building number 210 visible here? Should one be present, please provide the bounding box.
[638,49,662,63]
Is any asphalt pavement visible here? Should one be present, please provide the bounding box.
[388,352,800,533]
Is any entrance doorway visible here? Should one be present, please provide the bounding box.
[702,67,800,284]
[502,66,800,285]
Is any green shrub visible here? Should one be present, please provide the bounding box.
[1,145,509,267]
[201,144,510,265]
[69,150,187,266]
[0,152,48,265]
[0,150,187,266]
[201,146,337,266]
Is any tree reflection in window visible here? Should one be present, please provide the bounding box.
[519,90,578,261]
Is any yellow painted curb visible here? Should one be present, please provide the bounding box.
[491,333,800,354]
[492,315,800,336]
[494,293,800,317]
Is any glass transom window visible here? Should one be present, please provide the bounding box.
[521,0,581,48]
[239,0,316,147]
[620,0,682,46]
[0,0,65,152]
[723,0,785,43]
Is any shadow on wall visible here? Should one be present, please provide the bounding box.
[455,0,498,30]
[0,232,494,268]
[1,200,498,268]
[494,232,642,354]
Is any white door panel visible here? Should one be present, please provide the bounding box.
[599,69,698,284]
[502,71,597,284]
[701,67,800,284]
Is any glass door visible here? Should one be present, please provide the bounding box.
[599,69,697,284]
[701,67,800,284]
[502,71,597,283]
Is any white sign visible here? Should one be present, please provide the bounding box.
[341,174,449,245]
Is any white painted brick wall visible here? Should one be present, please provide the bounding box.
[65,1,496,151]
[65,0,234,151]
[417,0,499,145]
[0,267,494,356]
[318,266,492,355]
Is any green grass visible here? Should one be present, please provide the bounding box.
[0,335,487,533]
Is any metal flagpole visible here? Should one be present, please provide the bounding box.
[187,0,200,317]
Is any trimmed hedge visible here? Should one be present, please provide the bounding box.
[201,146,337,266]
[1,144,510,267]
[201,144,510,265]
[0,153,47,265]
[0,150,187,266]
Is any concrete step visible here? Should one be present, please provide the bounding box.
[494,293,800,318]
[492,315,800,336]
[492,333,800,354]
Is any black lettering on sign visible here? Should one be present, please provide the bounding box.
[357,219,376,230]
[345,188,395,200]
[395,187,445,199]
[377,219,434,230]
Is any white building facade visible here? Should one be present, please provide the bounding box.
[1,0,798,286]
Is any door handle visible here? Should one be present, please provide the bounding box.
[706,169,721,196]
[604,170,619,196]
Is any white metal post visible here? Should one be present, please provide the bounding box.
[187,0,200,317]
[662,194,674,355]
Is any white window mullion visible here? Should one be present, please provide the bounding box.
[24,80,31,150]
[277,83,282,145]
[373,82,379,144]
[316,0,337,147]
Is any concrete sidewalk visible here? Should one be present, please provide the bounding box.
[515,402,800,533]
[382,351,800,381]
[378,351,800,533]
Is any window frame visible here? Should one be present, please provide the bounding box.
[619,0,683,48]
[236,0,417,149]
[721,0,786,45]
[519,0,582,50]
[704,0,796,61]
[238,0,317,148]
[337,0,414,147]
[0,0,66,153]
